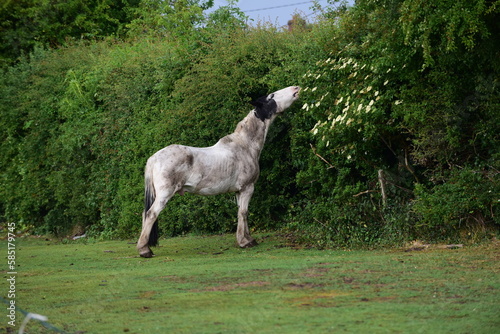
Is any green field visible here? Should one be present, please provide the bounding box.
[4,234,500,333]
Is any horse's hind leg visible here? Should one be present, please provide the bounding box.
[137,190,174,257]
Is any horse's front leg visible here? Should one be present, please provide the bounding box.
[236,185,258,248]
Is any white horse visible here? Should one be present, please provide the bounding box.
[137,86,301,257]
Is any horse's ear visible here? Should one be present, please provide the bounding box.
[250,96,266,108]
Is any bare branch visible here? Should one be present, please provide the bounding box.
[310,144,335,169]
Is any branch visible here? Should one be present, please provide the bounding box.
[353,189,378,197]
[310,144,335,169]
[378,169,387,206]
[405,149,420,183]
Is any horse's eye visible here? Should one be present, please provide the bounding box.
[269,94,275,99]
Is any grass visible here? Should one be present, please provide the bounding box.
[3,233,499,333]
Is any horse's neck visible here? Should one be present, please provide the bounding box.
[232,111,275,154]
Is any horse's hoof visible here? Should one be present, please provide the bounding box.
[240,239,258,248]
[140,250,154,258]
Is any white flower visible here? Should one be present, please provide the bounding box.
[312,87,317,92]
[311,122,321,135]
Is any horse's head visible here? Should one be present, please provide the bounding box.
[252,86,301,121]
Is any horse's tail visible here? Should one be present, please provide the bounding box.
[144,164,159,247]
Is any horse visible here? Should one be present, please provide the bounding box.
[137,86,301,257]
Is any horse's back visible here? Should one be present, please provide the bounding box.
[147,143,243,195]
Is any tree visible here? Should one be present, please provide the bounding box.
[126,0,214,39]
[0,0,142,67]
[291,0,499,245]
